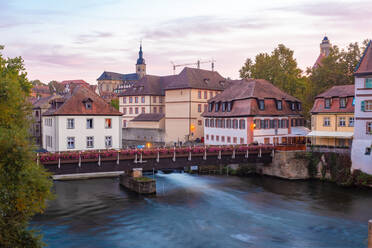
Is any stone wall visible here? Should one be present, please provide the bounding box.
[122,128,165,146]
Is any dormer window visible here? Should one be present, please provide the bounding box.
[340,98,346,108]
[222,102,226,112]
[83,98,93,110]
[277,100,282,110]
[227,102,232,112]
[258,100,265,110]
[297,103,301,111]
[289,102,295,110]
[215,102,220,112]
[208,103,213,112]
[325,98,331,109]
[204,78,210,84]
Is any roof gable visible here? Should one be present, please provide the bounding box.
[315,85,355,98]
[355,40,372,76]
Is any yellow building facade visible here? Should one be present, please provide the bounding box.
[309,85,355,148]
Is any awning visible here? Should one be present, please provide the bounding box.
[307,131,353,138]
[290,126,310,136]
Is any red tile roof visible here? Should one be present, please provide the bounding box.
[43,85,122,116]
[311,85,355,114]
[60,80,89,85]
[203,79,302,117]
[355,40,372,76]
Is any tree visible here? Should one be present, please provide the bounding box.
[239,44,311,119]
[307,41,368,98]
[0,46,53,247]
[30,79,45,86]
[110,98,119,110]
[48,80,64,94]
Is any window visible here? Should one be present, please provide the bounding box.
[215,103,219,112]
[153,96,157,103]
[233,137,237,144]
[339,117,346,127]
[210,119,214,127]
[206,134,209,140]
[221,136,225,142]
[135,107,139,114]
[105,136,112,148]
[349,117,354,127]
[216,135,219,141]
[340,98,346,108]
[159,97,163,103]
[198,120,202,126]
[123,108,127,115]
[227,136,231,143]
[141,107,145,113]
[208,103,213,112]
[105,118,112,128]
[264,120,269,129]
[277,100,282,110]
[221,103,226,112]
[226,119,231,128]
[239,119,245,129]
[291,102,295,110]
[67,118,74,129]
[227,102,232,112]
[233,119,239,129]
[67,137,75,149]
[129,97,133,103]
[198,91,201,99]
[325,99,331,109]
[204,91,207,99]
[86,136,94,148]
[141,96,145,103]
[85,102,92,109]
[205,119,209,127]
[204,104,208,112]
[366,122,372,134]
[198,104,202,112]
[123,120,127,128]
[153,107,157,113]
[365,147,371,155]
[240,138,244,144]
[35,110,39,117]
[365,78,372,88]
[221,119,225,128]
[297,103,301,111]
[362,100,372,112]
[258,100,265,110]
[123,97,127,103]
[86,118,93,129]
[135,97,138,103]
[46,135,52,148]
[323,117,330,127]
[129,107,133,114]
[211,135,214,141]
[352,97,355,106]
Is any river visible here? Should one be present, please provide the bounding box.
[32,173,372,248]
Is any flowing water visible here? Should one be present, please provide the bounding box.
[32,173,372,248]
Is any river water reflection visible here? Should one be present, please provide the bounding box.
[32,173,372,248]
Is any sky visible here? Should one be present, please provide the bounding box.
[1,0,371,84]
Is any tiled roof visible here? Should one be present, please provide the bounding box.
[33,94,60,109]
[209,79,299,102]
[203,79,302,117]
[315,85,354,98]
[165,67,228,90]
[31,85,50,94]
[43,85,122,116]
[60,80,89,85]
[131,113,165,122]
[311,85,355,114]
[97,71,139,81]
[120,67,229,97]
[355,40,372,76]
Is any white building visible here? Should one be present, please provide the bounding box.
[203,79,308,145]
[42,85,122,152]
[351,40,372,175]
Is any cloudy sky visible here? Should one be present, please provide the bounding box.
[1,0,371,84]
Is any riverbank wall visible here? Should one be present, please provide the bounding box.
[227,151,372,187]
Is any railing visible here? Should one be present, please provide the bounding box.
[36,144,306,165]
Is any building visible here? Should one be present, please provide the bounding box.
[97,45,146,96]
[313,36,332,68]
[118,67,229,144]
[202,79,307,145]
[30,85,51,100]
[351,40,372,174]
[42,85,122,152]
[31,94,60,148]
[308,85,355,148]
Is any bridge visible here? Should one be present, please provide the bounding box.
[38,145,305,178]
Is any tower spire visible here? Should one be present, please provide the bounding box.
[136,42,146,78]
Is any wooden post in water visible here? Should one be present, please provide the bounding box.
[369,220,372,248]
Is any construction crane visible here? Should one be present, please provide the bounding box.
[171,59,216,75]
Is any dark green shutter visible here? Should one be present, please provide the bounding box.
[361,101,365,112]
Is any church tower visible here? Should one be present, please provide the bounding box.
[320,36,331,56]
[136,44,146,79]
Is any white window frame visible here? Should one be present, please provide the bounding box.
[67,137,75,149]
[67,118,75,129]
[86,136,94,148]
[105,136,112,148]
[338,117,346,127]
[86,118,94,129]
[323,117,330,127]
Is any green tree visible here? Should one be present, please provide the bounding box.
[30,79,45,86]
[239,44,311,119]
[48,80,64,94]
[110,98,119,110]
[0,46,53,247]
